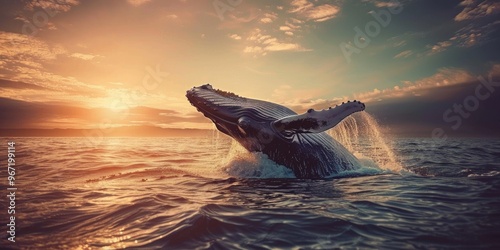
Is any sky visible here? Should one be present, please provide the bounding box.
[0,0,499,137]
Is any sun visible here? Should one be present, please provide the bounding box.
[102,89,134,113]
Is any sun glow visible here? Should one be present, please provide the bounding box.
[102,89,135,113]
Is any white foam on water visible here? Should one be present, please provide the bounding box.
[323,153,392,179]
[468,171,500,177]
[221,140,296,178]
[328,112,403,173]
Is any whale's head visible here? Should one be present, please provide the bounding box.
[186,84,288,151]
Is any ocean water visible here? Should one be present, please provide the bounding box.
[2,133,500,249]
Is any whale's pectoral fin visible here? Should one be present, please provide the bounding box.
[272,101,365,134]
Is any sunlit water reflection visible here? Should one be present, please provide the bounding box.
[1,136,500,249]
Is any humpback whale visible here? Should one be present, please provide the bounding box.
[186,84,366,178]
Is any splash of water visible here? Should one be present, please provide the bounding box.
[221,141,295,178]
[209,112,402,177]
[209,128,295,178]
[328,112,402,172]
[210,125,232,160]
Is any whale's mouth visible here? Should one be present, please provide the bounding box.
[186,84,245,134]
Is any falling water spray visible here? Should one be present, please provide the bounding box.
[328,112,402,172]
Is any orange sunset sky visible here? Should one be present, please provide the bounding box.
[0,0,499,136]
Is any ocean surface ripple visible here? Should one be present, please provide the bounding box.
[2,137,500,249]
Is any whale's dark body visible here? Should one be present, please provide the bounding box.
[186,84,366,178]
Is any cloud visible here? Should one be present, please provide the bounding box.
[127,0,152,7]
[0,67,106,103]
[289,0,314,13]
[393,50,413,58]
[381,4,498,57]
[260,17,274,23]
[278,21,301,36]
[25,0,80,12]
[366,85,500,137]
[365,70,500,137]
[426,41,453,56]
[386,32,423,48]
[0,31,66,61]
[262,38,277,45]
[353,68,475,102]
[219,2,335,57]
[270,84,345,112]
[0,79,46,90]
[243,46,264,54]
[374,1,400,8]
[265,43,302,52]
[304,4,341,22]
[289,0,341,22]
[243,28,310,56]
[228,34,242,40]
[0,31,108,102]
[273,67,484,131]
[424,20,500,55]
[450,25,481,47]
[451,21,500,47]
[70,53,100,61]
[260,12,278,23]
[455,0,500,21]
[459,0,475,6]
[362,0,403,8]
[392,40,407,47]
[280,97,351,114]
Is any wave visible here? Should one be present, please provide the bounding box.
[10,137,500,249]
[219,140,388,179]
[468,171,500,178]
